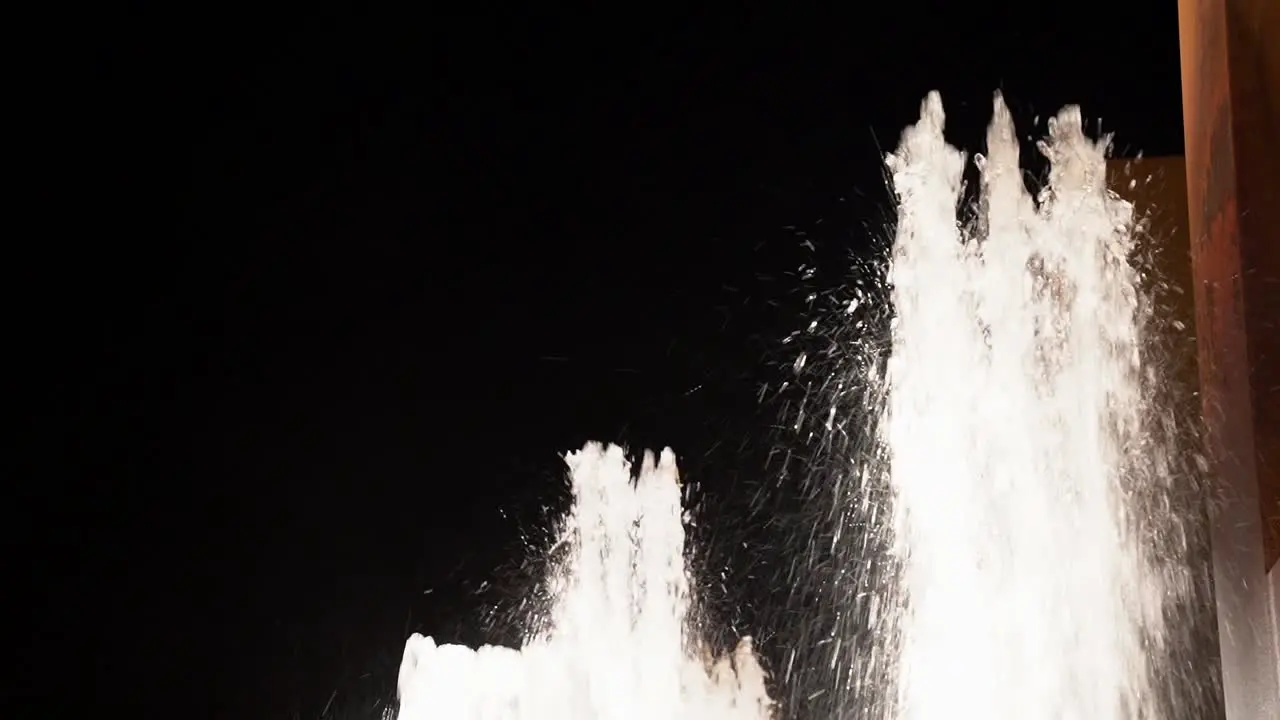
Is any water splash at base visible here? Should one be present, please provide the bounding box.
[394,443,773,720]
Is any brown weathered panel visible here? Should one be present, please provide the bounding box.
[1228,0,1280,573]
[1179,0,1280,576]
[1179,1,1280,716]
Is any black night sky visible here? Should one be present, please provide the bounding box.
[33,3,1185,719]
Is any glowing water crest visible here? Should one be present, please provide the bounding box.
[394,443,774,720]
[882,92,1178,719]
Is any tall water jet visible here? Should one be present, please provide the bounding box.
[394,443,773,720]
[881,92,1198,718]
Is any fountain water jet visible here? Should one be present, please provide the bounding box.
[880,91,1200,719]
[393,443,773,720]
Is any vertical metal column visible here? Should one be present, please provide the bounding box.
[1178,1,1280,717]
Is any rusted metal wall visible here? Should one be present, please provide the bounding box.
[1178,0,1280,717]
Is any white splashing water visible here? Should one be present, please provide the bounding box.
[391,92,1205,720]
[394,443,774,720]
[882,92,1175,719]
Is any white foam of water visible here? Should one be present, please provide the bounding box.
[883,91,1171,719]
[394,443,773,720]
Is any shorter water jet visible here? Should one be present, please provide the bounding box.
[393,443,774,720]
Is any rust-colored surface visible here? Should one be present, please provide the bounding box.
[1179,0,1280,573]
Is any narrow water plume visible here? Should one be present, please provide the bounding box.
[394,443,774,720]
[880,91,1202,718]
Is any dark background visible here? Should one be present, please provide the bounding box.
[26,3,1185,718]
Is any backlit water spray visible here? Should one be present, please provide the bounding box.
[776,92,1209,719]
[394,444,774,719]
[879,92,1195,718]
[391,92,1212,719]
